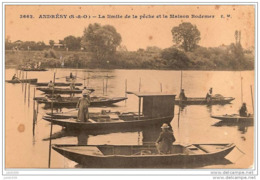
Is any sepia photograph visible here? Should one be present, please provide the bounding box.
[3,2,257,176]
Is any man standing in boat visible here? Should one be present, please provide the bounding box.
[48,80,54,89]
[179,89,187,101]
[206,87,213,102]
[155,123,176,154]
[76,87,91,122]
[12,74,18,80]
[239,103,248,117]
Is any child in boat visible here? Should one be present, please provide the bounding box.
[239,103,248,117]
[179,89,187,101]
[76,90,91,122]
[155,123,176,154]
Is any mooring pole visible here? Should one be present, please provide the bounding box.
[106,74,108,95]
[139,78,141,92]
[32,88,36,136]
[138,97,141,120]
[160,83,162,92]
[250,85,254,113]
[48,72,56,168]
[103,79,105,96]
[28,83,30,106]
[125,79,127,105]
[240,73,243,104]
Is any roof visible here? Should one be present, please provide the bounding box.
[126,91,176,97]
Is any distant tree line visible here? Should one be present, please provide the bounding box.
[5,22,254,70]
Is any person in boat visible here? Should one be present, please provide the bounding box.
[206,87,213,102]
[48,80,54,89]
[12,74,18,80]
[70,80,76,90]
[179,89,187,101]
[76,90,91,122]
[239,103,248,117]
[155,123,176,154]
[70,72,73,78]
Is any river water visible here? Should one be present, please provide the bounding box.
[5,68,255,169]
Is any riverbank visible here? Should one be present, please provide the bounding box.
[5,48,254,70]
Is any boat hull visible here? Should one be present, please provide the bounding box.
[5,78,38,83]
[36,87,95,94]
[37,97,127,107]
[52,144,235,168]
[43,116,173,131]
[175,97,235,105]
[211,114,254,123]
[36,82,82,87]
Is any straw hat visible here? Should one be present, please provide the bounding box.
[161,123,170,129]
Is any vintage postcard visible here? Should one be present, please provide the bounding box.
[3,2,257,178]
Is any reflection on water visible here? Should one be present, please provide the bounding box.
[5,68,254,168]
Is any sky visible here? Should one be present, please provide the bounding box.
[5,5,255,51]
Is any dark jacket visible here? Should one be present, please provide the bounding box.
[156,130,176,154]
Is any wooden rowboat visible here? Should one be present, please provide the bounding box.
[19,68,48,71]
[35,82,82,87]
[36,87,95,94]
[175,97,235,105]
[52,143,235,168]
[36,96,127,107]
[43,115,174,131]
[43,92,176,131]
[5,78,38,83]
[211,114,254,123]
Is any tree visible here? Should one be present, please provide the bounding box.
[171,22,201,52]
[161,47,191,69]
[63,36,81,51]
[81,23,122,65]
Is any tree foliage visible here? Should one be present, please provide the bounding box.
[49,40,55,48]
[160,47,191,68]
[81,23,122,65]
[63,36,81,50]
[171,22,201,52]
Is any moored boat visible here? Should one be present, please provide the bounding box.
[52,143,235,168]
[43,92,176,131]
[20,68,48,71]
[35,82,82,87]
[175,97,235,105]
[35,96,127,107]
[36,87,95,94]
[5,78,38,83]
[211,114,254,123]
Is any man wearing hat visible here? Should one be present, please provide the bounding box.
[76,88,91,122]
[239,103,248,117]
[155,123,176,154]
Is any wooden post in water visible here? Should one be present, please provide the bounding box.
[160,83,162,92]
[28,83,30,106]
[125,79,127,105]
[87,72,90,86]
[250,85,254,113]
[240,73,243,104]
[48,72,56,168]
[139,78,141,92]
[84,74,86,87]
[138,97,141,120]
[103,79,105,96]
[106,74,108,96]
[22,71,24,91]
[32,88,36,136]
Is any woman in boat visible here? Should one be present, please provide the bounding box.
[76,90,91,122]
[179,89,187,101]
[155,123,176,154]
[239,103,248,117]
